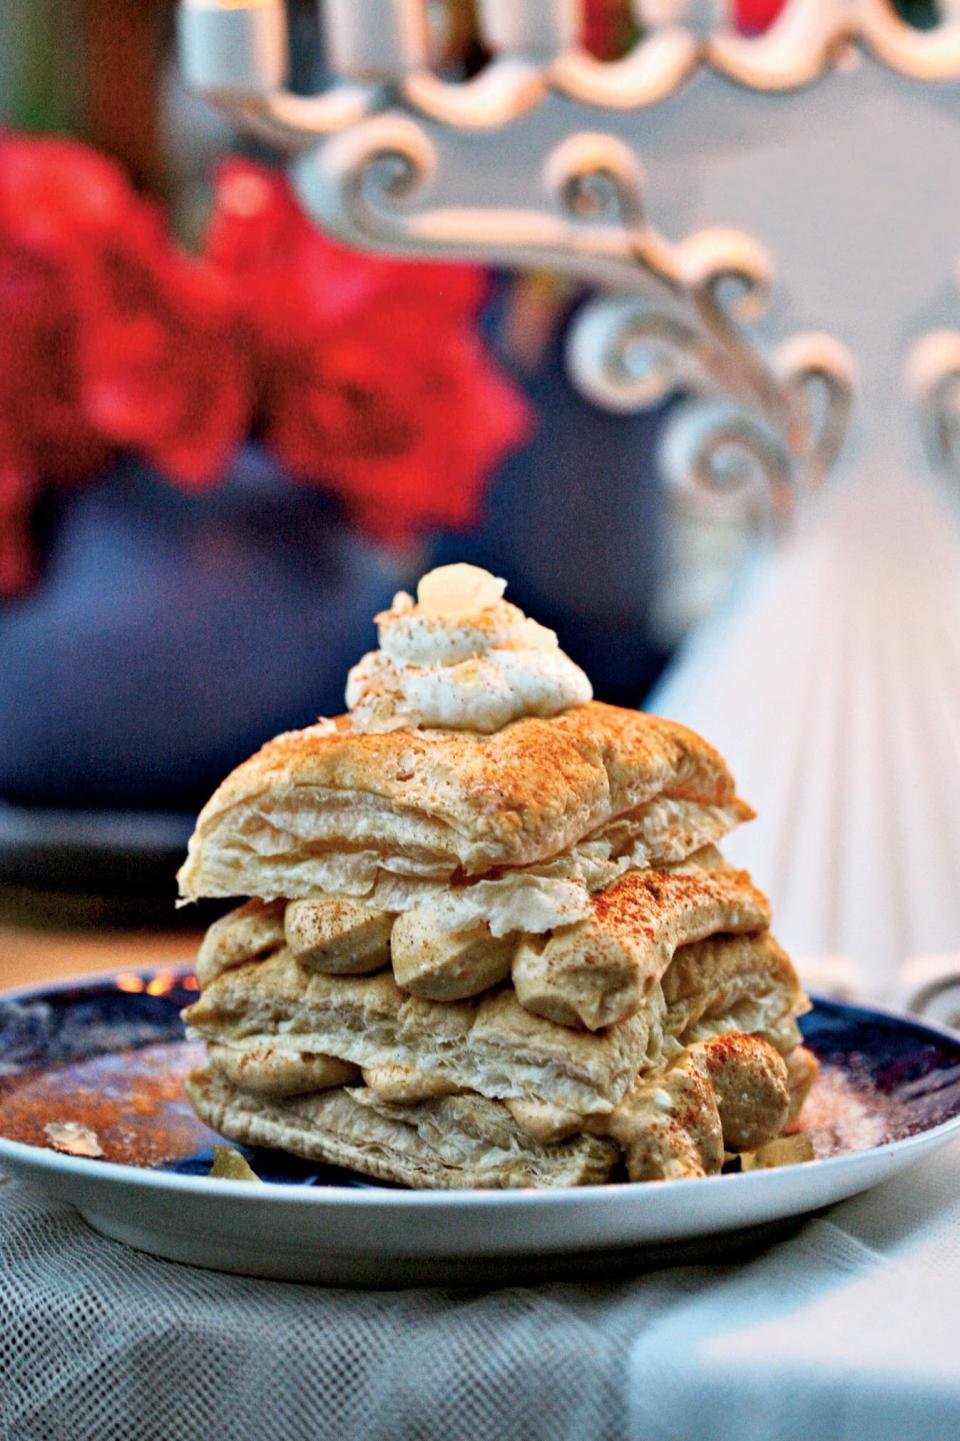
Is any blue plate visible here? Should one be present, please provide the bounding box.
[1,967,959,1284]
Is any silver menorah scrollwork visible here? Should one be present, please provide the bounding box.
[179,1,960,126]
[178,0,894,518]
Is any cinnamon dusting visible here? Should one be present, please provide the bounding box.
[0,1040,210,1168]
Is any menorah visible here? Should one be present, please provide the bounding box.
[178,0,960,1001]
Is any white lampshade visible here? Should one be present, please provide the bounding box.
[650,463,960,1003]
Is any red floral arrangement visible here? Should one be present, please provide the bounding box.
[0,135,533,595]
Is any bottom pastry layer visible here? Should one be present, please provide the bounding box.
[189,1036,817,1190]
[187,1067,620,1189]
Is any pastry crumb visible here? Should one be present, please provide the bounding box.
[209,1144,261,1182]
[740,1133,815,1171]
[44,1122,104,1158]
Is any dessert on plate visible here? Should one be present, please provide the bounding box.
[179,565,817,1188]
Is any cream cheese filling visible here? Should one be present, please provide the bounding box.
[345,565,592,734]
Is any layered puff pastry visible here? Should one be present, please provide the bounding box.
[186,1024,813,1188]
[179,565,817,1189]
[176,701,752,927]
[183,931,807,1112]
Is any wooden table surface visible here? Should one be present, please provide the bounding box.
[0,884,206,990]
[1,924,202,991]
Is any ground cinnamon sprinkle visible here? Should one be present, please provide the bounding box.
[592,867,708,935]
[701,1032,751,1064]
[788,1064,890,1156]
[0,1040,210,1168]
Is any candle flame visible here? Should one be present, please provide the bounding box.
[115,973,146,993]
[114,970,198,996]
[147,972,185,997]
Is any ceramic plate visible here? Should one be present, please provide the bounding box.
[2,967,959,1286]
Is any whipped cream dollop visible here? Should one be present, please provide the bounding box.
[346,564,592,733]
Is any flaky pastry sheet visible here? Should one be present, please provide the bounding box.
[178,702,751,904]
[188,1068,619,1189]
[184,950,660,1114]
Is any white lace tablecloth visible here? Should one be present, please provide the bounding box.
[3,1137,960,1441]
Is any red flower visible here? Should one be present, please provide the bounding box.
[0,136,119,591]
[0,140,533,591]
[271,317,532,539]
[0,135,253,589]
[205,159,532,539]
[77,217,250,487]
[1,132,251,493]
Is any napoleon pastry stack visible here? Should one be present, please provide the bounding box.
[179,565,817,1189]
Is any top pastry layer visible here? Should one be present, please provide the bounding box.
[178,701,751,901]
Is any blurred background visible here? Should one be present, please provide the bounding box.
[0,0,953,1000]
